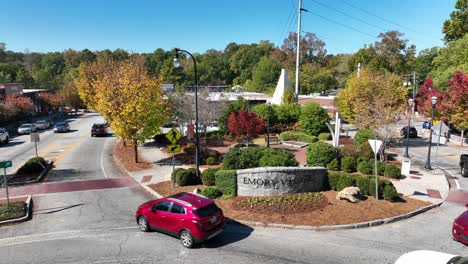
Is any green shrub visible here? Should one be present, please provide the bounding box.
[306,141,337,167]
[337,173,355,191]
[215,170,237,196]
[356,157,368,165]
[355,176,370,195]
[201,187,223,199]
[279,130,318,143]
[341,156,356,172]
[298,103,329,136]
[206,157,216,165]
[318,132,332,141]
[353,129,374,145]
[368,179,390,199]
[383,184,399,201]
[339,144,359,159]
[17,156,47,175]
[172,168,186,182]
[357,161,373,174]
[384,164,401,179]
[327,172,341,191]
[176,168,199,186]
[184,143,196,155]
[201,168,220,186]
[259,148,298,167]
[327,158,340,171]
[375,161,387,176]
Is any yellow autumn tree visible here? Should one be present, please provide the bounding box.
[76,56,169,162]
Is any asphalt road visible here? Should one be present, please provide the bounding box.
[1,114,468,263]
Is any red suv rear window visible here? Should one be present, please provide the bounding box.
[193,203,218,218]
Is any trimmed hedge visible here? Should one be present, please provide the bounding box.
[176,168,199,186]
[318,132,332,141]
[306,141,337,167]
[384,164,401,179]
[357,161,372,174]
[201,187,223,199]
[339,143,373,160]
[215,170,237,197]
[383,184,399,201]
[327,158,340,171]
[279,130,318,143]
[337,173,355,191]
[206,157,216,165]
[172,168,186,183]
[328,172,340,190]
[201,168,220,186]
[355,176,370,195]
[223,147,297,169]
[17,157,47,175]
[341,156,356,172]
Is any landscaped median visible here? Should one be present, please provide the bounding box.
[0,196,33,225]
[2,157,53,186]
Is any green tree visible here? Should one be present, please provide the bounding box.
[443,0,468,42]
[251,56,281,93]
[298,103,329,136]
[300,63,338,94]
[229,44,271,85]
[410,47,440,83]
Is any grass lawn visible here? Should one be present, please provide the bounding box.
[0,202,26,222]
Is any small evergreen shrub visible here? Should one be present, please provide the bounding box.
[184,143,196,155]
[318,132,332,141]
[279,130,318,143]
[172,168,186,182]
[384,164,401,179]
[353,129,374,145]
[383,184,399,201]
[201,168,220,186]
[327,158,340,171]
[356,157,368,165]
[215,170,237,196]
[17,156,47,175]
[356,176,370,195]
[337,173,355,191]
[341,156,356,172]
[201,187,223,199]
[375,161,387,176]
[176,168,199,186]
[357,161,373,174]
[206,157,216,165]
[259,148,298,167]
[306,141,337,167]
[327,172,341,191]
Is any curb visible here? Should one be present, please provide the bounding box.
[0,195,33,225]
[8,161,54,186]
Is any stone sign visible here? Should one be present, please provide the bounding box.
[237,167,328,197]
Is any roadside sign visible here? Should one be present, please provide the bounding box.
[0,160,12,168]
[30,132,40,142]
[368,139,382,154]
[165,127,182,144]
[167,144,181,153]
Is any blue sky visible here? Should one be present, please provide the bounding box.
[1,0,457,55]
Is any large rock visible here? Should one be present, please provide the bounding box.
[336,187,362,203]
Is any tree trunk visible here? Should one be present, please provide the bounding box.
[133,140,138,163]
[123,140,126,147]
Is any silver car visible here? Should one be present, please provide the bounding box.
[53,122,70,133]
[17,124,37,135]
[35,120,51,130]
[0,128,9,144]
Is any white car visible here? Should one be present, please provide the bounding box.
[0,128,9,144]
[17,124,37,135]
[34,120,51,130]
[395,250,466,264]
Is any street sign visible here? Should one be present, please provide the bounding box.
[368,139,382,154]
[0,160,12,168]
[165,127,182,144]
[30,132,40,142]
[167,144,181,153]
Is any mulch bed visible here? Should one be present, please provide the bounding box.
[114,141,153,172]
[0,202,26,222]
[149,181,431,226]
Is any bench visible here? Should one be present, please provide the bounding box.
[265,136,280,145]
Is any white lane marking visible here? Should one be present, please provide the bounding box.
[100,137,109,179]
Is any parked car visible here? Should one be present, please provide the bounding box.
[35,120,51,130]
[453,204,468,244]
[91,123,108,137]
[53,122,70,133]
[17,123,37,135]
[0,128,9,144]
[461,154,468,177]
[395,250,466,264]
[400,126,418,138]
[423,121,432,129]
[135,192,224,248]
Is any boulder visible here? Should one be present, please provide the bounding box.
[336,187,362,203]
[193,188,202,194]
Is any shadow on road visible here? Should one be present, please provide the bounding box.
[34,203,84,215]
[201,219,254,249]
[0,140,26,147]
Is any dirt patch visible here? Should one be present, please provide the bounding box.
[149,181,431,226]
[114,141,153,172]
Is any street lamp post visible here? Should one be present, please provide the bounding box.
[266,102,271,148]
[404,98,414,158]
[424,96,438,170]
[173,48,200,178]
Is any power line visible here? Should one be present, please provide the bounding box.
[307,10,377,39]
[278,0,297,46]
[339,0,417,33]
[309,0,389,32]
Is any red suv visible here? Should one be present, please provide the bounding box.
[135,192,224,248]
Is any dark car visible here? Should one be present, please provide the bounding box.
[461,154,468,177]
[400,126,418,138]
[53,122,70,133]
[135,192,224,248]
[91,123,108,137]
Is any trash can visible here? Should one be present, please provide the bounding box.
[401,160,411,176]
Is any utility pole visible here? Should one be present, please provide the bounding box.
[357,63,361,77]
[294,0,303,102]
[412,72,416,114]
